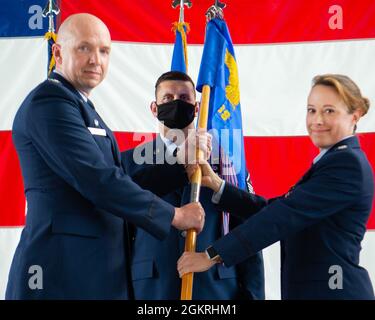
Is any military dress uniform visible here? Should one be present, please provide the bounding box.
[6,72,175,299]
[122,135,265,299]
[211,136,374,299]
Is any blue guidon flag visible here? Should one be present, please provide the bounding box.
[197,18,250,234]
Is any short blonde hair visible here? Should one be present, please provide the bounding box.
[312,74,370,116]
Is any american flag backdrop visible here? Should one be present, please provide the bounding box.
[0,0,375,299]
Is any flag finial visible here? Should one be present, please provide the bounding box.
[43,0,60,75]
[206,1,226,21]
[42,0,60,33]
[172,0,192,23]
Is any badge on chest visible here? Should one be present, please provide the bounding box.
[88,127,107,136]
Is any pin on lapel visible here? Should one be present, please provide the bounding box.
[94,119,99,127]
[337,145,348,150]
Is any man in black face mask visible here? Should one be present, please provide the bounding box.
[152,70,200,164]
[121,71,265,300]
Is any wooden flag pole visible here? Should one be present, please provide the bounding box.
[180,85,211,300]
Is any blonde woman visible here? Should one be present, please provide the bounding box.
[178,74,374,300]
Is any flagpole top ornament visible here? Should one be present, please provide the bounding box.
[42,0,60,33]
[172,0,192,23]
[206,1,226,21]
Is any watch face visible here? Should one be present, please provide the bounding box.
[206,246,218,260]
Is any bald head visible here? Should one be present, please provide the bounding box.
[57,13,111,45]
[52,13,111,96]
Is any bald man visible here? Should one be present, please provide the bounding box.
[6,13,205,299]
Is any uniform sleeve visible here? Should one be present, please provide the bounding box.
[217,183,268,220]
[212,152,363,266]
[27,89,174,240]
[121,149,189,198]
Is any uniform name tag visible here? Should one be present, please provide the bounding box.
[88,127,106,136]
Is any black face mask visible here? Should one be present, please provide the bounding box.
[156,99,195,129]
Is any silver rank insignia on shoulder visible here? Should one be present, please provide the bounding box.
[336,145,348,150]
[94,119,99,127]
[48,78,60,85]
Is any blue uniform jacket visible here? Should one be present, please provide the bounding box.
[122,136,265,299]
[212,136,374,299]
[6,73,175,299]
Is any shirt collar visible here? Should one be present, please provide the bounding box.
[160,134,179,156]
[313,148,329,164]
[53,70,88,102]
[78,91,88,102]
[313,135,354,164]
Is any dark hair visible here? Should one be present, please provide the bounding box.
[155,71,196,98]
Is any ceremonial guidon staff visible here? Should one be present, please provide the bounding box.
[171,0,192,74]
[42,0,60,75]
[179,0,226,301]
[206,0,226,20]
[172,0,192,23]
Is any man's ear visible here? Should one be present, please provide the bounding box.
[194,102,200,117]
[52,43,62,65]
[150,101,158,118]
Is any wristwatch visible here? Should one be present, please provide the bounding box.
[205,246,222,263]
